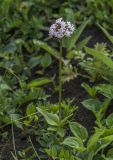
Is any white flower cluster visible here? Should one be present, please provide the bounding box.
[49,18,75,38]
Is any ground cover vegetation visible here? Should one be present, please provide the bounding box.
[1,0,113,160]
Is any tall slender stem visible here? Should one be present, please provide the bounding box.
[12,122,18,160]
[59,40,62,119]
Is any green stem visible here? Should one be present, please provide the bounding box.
[96,116,103,129]
[11,122,18,160]
[29,136,41,160]
[59,40,62,119]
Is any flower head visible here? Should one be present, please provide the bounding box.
[49,18,75,39]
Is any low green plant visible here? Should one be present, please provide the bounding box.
[63,121,113,160]
[81,82,113,128]
[1,1,113,159]
[45,146,76,160]
[82,98,111,128]
[82,82,113,100]
[85,0,113,29]
[36,100,77,138]
[78,43,113,82]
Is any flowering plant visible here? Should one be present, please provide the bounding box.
[49,18,75,38]
[49,18,75,119]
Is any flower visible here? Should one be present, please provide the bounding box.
[49,18,75,38]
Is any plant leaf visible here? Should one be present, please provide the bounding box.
[106,113,113,128]
[96,84,113,99]
[37,108,59,126]
[107,148,113,158]
[62,137,85,151]
[70,122,88,141]
[82,98,101,115]
[33,40,59,58]
[41,53,52,68]
[85,47,113,70]
[26,104,36,116]
[28,78,52,88]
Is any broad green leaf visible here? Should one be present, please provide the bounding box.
[28,57,40,69]
[0,115,10,124]
[37,108,59,126]
[26,104,36,116]
[66,50,77,59]
[87,129,104,151]
[82,98,101,114]
[57,128,65,137]
[51,146,57,158]
[45,149,51,157]
[59,149,64,159]
[82,98,110,120]
[70,122,88,141]
[0,83,11,91]
[93,135,113,155]
[47,126,57,131]
[102,135,113,141]
[33,40,59,58]
[0,41,17,54]
[65,8,75,22]
[93,140,110,156]
[62,137,85,151]
[107,148,113,158]
[41,53,52,68]
[96,84,113,99]
[88,131,113,156]
[65,150,70,159]
[101,128,113,137]
[28,78,52,88]
[100,99,111,119]
[106,113,113,128]
[85,47,113,70]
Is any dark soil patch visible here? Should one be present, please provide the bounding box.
[0,127,29,160]
[80,25,113,48]
[64,78,95,135]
